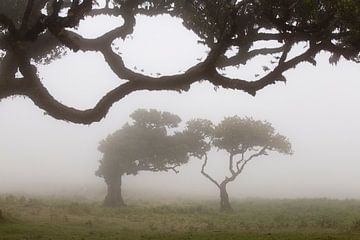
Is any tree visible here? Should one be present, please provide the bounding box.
[1,0,360,124]
[185,116,292,211]
[96,109,194,207]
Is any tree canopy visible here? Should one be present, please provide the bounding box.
[1,0,360,124]
[96,109,194,207]
[213,117,292,155]
[185,116,292,211]
[97,109,188,177]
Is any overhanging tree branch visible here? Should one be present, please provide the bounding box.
[0,0,360,124]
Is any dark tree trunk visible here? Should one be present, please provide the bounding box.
[103,175,125,207]
[219,183,233,212]
[0,209,4,222]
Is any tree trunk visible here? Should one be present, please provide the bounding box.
[103,175,125,207]
[0,209,4,222]
[219,184,233,212]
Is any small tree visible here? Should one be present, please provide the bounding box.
[96,109,193,207]
[185,116,293,211]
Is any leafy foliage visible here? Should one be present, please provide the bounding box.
[1,0,360,124]
[96,109,190,179]
[181,118,214,158]
[213,116,292,155]
[185,116,292,158]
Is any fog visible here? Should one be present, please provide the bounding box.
[1,13,360,201]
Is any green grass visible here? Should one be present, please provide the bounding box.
[1,196,360,239]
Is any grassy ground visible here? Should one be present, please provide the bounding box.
[1,196,360,239]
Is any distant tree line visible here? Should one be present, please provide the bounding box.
[96,109,292,211]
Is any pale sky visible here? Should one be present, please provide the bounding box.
[1,13,360,200]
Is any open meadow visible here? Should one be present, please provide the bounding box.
[1,196,360,240]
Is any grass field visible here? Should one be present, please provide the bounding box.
[1,196,360,239]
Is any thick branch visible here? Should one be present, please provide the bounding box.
[207,42,321,95]
[0,14,16,34]
[217,46,285,67]
[0,52,18,84]
[21,0,35,31]
[4,42,322,124]
[12,61,198,124]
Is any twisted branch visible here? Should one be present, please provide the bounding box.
[0,0,359,124]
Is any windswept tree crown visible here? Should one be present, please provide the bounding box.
[185,116,293,157]
[213,116,293,155]
[96,109,191,179]
[1,0,360,124]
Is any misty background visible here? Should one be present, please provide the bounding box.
[1,13,360,200]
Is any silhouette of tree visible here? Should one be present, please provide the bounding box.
[185,116,293,211]
[96,109,194,207]
[1,0,360,124]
